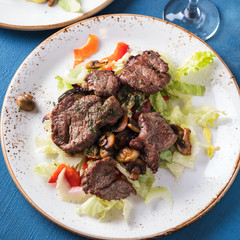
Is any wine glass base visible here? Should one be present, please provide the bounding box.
[162,0,220,41]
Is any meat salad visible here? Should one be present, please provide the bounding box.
[34,36,220,220]
[50,49,180,201]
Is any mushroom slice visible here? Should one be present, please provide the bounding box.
[98,132,115,150]
[116,147,140,162]
[170,124,184,137]
[99,148,112,158]
[86,60,108,69]
[127,119,140,133]
[125,158,146,180]
[176,128,192,155]
[58,86,88,103]
[113,113,128,132]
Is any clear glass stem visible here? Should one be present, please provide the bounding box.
[162,0,220,41]
[186,0,199,18]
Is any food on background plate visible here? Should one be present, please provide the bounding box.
[27,0,81,12]
[34,35,223,220]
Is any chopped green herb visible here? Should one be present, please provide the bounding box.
[90,127,96,133]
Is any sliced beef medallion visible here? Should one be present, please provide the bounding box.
[81,157,136,201]
[130,112,177,173]
[97,96,123,126]
[84,70,120,97]
[118,50,171,94]
[51,95,123,154]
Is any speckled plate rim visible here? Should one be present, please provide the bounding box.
[1,14,240,240]
[0,0,114,31]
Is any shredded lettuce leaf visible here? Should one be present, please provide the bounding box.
[35,136,62,155]
[58,0,81,12]
[112,52,130,74]
[115,199,133,220]
[56,75,73,94]
[145,187,173,209]
[115,162,140,188]
[175,51,215,81]
[75,196,132,220]
[159,150,173,163]
[149,92,167,114]
[64,62,89,85]
[134,170,155,199]
[170,80,205,96]
[160,161,185,179]
[34,161,59,177]
[172,152,195,169]
[56,62,89,94]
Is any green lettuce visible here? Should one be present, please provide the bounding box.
[115,162,140,188]
[112,52,130,74]
[182,97,225,128]
[75,196,132,220]
[159,150,173,163]
[134,170,155,199]
[172,151,195,169]
[149,92,167,114]
[145,187,173,209]
[56,75,73,94]
[34,161,59,177]
[55,62,89,94]
[58,0,81,12]
[160,161,185,179]
[175,51,215,81]
[35,136,62,155]
[170,80,205,96]
[64,62,89,85]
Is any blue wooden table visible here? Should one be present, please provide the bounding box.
[0,1,240,239]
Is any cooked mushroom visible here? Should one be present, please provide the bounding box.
[86,60,108,69]
[170,124,184,137]
[84,146,100,160]
[127,119,140,133]
[113,113,128,132]
[116,147,140,162]
[125,158,146,180]
[100,148,112,158]
[176,128,192,155]
[98,132,115,150]
[16,94,35,111]
[58,85,88,102]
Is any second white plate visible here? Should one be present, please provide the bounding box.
[0,0,113,30]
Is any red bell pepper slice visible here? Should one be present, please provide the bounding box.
[73,34,98,68]
[48,164,66,183]
[64,167,81,187]
[48,163,81,187]
[103,42,129,62]
[163,95,170,101]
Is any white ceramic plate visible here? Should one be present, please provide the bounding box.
[0,0,113,30]
[1,14,240,239]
